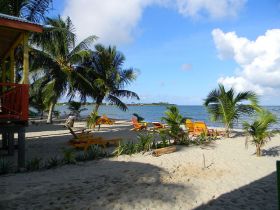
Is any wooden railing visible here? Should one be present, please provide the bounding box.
[0,83,29,122]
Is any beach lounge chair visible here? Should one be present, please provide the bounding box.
[66,125,122,150]
[185,119,194,135]
[152,122,165,130]
[193,121,216,136]
[131,118,147,131]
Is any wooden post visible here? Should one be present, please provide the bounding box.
[8,132,14,155]
[1,61,6,83]
[23,32,29,84]
[18,127,26,169]
[10,49,15,83]
[277,161,280,210]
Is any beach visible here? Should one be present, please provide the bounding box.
[0,120,278,209]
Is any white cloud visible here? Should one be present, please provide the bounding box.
[181,63,192,71]
[212,28,280,96]
[63,0,246,45]
[175,0,246,19]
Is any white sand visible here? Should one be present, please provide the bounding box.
[0,120,279,209]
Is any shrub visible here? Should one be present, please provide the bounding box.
[0,157,13,175]
[63,149,76,164]
[137,133,153,152]
[85,145,106,160]
[26,157,42,171]
[45,156,61,169]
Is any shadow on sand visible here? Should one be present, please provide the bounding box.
[194,171,278,210]
[0,160,195,209]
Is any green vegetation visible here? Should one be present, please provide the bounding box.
[204,84,258,137]
[243,108,277,156]
[72,44,139,116]
[30,16,97,124]
[68,101,87,118]
[26,157,42,171]
[0,157,13,175]
[133,113,145,122]
[161,106,185,143]
[63,149,76,164]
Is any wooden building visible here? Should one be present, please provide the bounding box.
[0,13,43,169]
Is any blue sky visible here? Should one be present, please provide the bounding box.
[48,0,280,105]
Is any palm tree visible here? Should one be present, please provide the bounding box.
[30,16,97,123]
[73,44,139,114]
[243,108,277,156]
[68,101,87,118]
[204,84,258,137]
[0,0,52,22]
[161,106,184,143]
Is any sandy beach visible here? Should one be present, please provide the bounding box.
[0,120,279,209]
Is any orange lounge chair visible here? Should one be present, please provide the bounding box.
[66,126,121,150]
[193,121,216,136]
[185,119,194,135]
[131,118,147,131]
[152,122,165,130]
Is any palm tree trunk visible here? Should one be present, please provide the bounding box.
[94,103,100,114]
[47,102,55,124]
[225,124,230,138]
[256,145,262,156]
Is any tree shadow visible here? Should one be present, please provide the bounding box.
[194,172,278,210]
[0,160,195,209]
[262,146,280,157]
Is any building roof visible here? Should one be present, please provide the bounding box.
[0,13,43,59]
[0,13,43,33]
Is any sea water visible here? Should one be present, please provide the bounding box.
[56,105,280,129]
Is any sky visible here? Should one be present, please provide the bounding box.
[48,0,280,105]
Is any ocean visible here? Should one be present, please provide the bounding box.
[56,105,280,129]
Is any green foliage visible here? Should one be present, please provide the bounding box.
[71,44,139,113]
[161,106,184,142]
[133,113,145,122]
[85,145,107,160]
[45,156,61,169]
[0,157,13,175]
[30,16,97,123]
[243,108,277,156]
[0,0,52,22]
[86,112,100,128]
[26,157,42,171]
[137,133,153,152]
[63,149,76,164]
[68,101,87,117]
[204,84,258,137]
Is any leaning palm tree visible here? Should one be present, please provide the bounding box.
[243,108,277,156]
[72,44,139,114]
[0,0,52,22]
[204,84,258,137]
[30,16,97,123]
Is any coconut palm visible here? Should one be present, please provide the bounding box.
[0,0,52,22]
[72,44,139,114]
[30,16,97,123]
[68,101,87,118]
[243,108,277,156]
[204,84,258,137]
